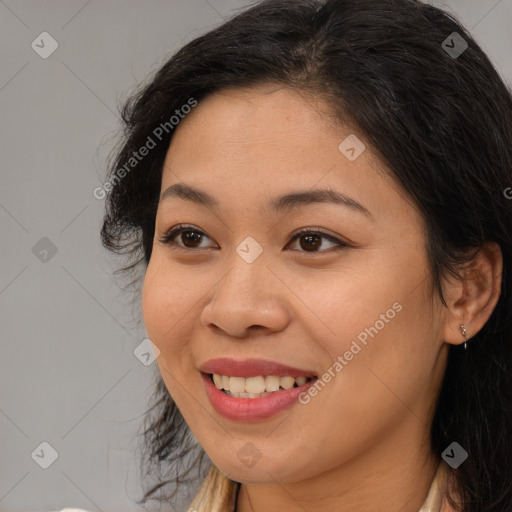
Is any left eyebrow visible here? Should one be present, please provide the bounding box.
[159,183,374,221]
[270,187,374,220]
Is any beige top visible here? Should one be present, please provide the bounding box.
[188,460,456,512]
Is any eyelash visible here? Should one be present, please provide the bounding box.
[158,224,350,254]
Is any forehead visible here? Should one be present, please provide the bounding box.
[172,85,340,148]
[164,85,372,185]
[159,85,421,232]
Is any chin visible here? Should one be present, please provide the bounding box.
[211,449,313,485]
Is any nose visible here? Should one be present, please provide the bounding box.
[200,252,290,338]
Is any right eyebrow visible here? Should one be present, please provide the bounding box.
[160,182,374,221]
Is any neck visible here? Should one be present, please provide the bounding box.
[236,426,440,512]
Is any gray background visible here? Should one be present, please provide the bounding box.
[1,1,511,511]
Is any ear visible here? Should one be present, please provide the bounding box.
[442,241,503,346]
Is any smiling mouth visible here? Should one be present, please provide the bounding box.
[208,373,316,398]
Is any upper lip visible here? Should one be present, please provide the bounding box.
[199,358,317,378]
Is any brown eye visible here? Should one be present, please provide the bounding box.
[180,229,203,248]
[287,229,348,253]
[298,233,322,251]
[158,224,216,249]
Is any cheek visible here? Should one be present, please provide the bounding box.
[317,282,437,436]
[304,255,436,416]
[141,262,167,344]
[141,259,199,405]
[293,263,393,358]
[141,257,192,358]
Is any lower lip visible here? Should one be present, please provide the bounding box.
[201,372,317,422]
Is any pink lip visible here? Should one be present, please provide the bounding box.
[200,372,317,422]
[199,358,318,422]
[199,358,317,378]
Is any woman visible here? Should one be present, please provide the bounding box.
[100,0,512,511]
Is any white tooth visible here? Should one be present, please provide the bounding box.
[213,374,223,389]
[245,376,266,393]
[229,376,245,393]
[295,376,307,386]
[280,376,295,390]
[221,375,230,389]
[265,375,280,392]
[226,389,272,399]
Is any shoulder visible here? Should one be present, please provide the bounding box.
[52,509,91,512]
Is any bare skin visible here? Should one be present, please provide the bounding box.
[141,84,502,512]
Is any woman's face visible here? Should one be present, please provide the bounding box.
[142,85,449,484]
